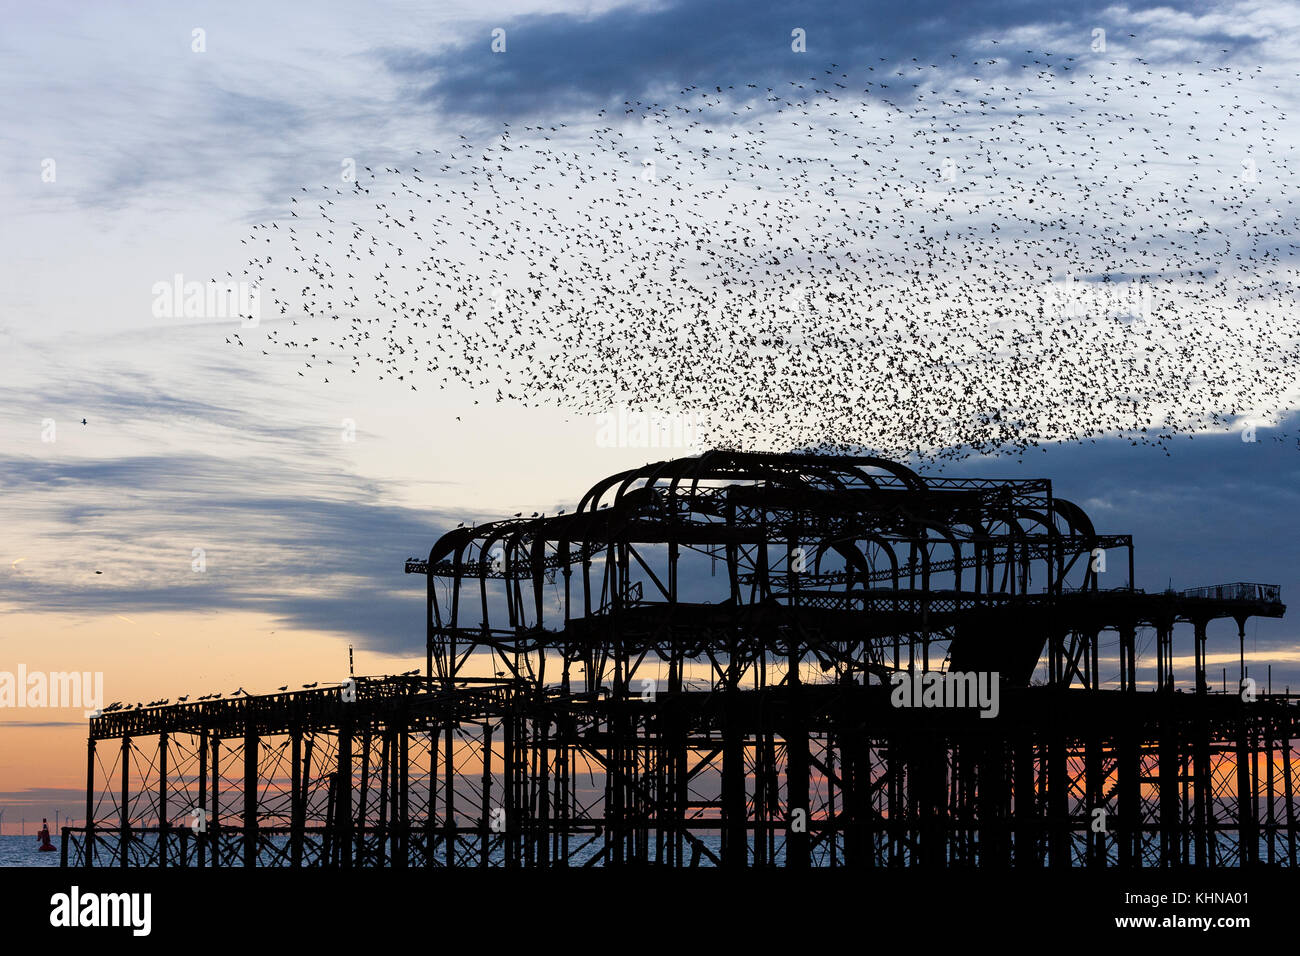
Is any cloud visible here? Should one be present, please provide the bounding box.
[0,335,461,655]
[383,0,1286,120]
[0,449,450,652]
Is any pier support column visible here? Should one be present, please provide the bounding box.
[84,738,95,868]
[1194,620,1208,694]
[119,736,130,868]
[243,722,258,867]
[1159,716,1179,866]
[210,737,221,867]
[785,661,810,869]
[1236,720,1257,866]
[338,720,353,868]
[158,732,168,867]
[720,685,747,869]
[1014,731,1036,866]
[1119,623,1137,692]
[1118,726,1140,868]
[290,729,304,868]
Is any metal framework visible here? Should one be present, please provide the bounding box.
[64,450,1293,867]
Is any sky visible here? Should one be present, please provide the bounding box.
[2,0,1299,831]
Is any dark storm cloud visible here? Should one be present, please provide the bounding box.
[383,0,1257,120]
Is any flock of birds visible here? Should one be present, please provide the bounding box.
[227,45,1300,462]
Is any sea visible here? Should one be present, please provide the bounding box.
[0,835,62,867]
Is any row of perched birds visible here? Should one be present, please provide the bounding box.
[97,687,292,709]
[96,671,427,710]
[227,45,1300,463]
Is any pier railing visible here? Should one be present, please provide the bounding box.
[1179,582,1281,604]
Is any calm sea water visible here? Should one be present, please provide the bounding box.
[0,835,62,867]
